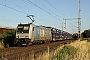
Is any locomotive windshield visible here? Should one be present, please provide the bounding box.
[23,26,29,30]
[17,24,30,33]
[18,26,23,31]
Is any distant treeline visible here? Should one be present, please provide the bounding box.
[82,29,90,38]
[72,29,90,39]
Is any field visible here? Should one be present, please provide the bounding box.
[0,39,90,60]
[50,40,90,60]
[69,40,90,60]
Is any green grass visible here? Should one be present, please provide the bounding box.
[52,45,77,60]
[0,40,4,48]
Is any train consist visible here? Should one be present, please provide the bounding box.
[14,23,72,45]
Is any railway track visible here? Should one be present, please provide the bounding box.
[0,40,76,60]
[0,40,74,52]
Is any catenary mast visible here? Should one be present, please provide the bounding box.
[78,0,81,40]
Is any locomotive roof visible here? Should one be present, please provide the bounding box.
[18,23,32,26]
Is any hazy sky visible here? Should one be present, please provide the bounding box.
[0,0,90,34]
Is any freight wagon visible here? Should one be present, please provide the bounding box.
[0,27,13,34]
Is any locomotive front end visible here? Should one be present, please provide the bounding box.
[14,23,31,45]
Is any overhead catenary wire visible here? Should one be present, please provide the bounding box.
[45,0,79,28]
[35,16,59,27]
[45,0,66,17]
[27,0,64,28]
[0,3,60,28]
[0,4,27,15]
[1,0,65,30]
[22,0,62,26]
[22,0,65,27]
[6,0,28,15]
[35,0,61,18]
[26,0,61,21]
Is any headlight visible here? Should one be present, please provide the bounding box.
[25,36,29,38]
[16,36,19,38]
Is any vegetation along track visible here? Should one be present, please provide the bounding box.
[0,40,76,60]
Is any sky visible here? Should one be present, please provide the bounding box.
[0,0,90,34]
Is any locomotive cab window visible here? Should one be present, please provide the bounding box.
[23,26,29,33]
[33,27,34,31]
[17,26,23,30]
[17,26,23,33]
[24,26,29,30]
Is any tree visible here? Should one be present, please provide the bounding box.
[0,30,16,47]
[82,29,90,38]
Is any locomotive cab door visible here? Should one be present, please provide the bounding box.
[29,24,36,42]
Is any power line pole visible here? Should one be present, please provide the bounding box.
[63,0,81,40]
[63,18,78,29]
[78,0,81,40]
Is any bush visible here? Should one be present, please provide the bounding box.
[0,30,16,47]
[53,45,77,60]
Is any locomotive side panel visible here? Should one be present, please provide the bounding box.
[37,26,52,42]
[39,26,45,40]
[36,26,40,40]
[45,27,52,41]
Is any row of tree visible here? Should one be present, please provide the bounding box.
[82,29,90,38]
[72,29,90,39]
